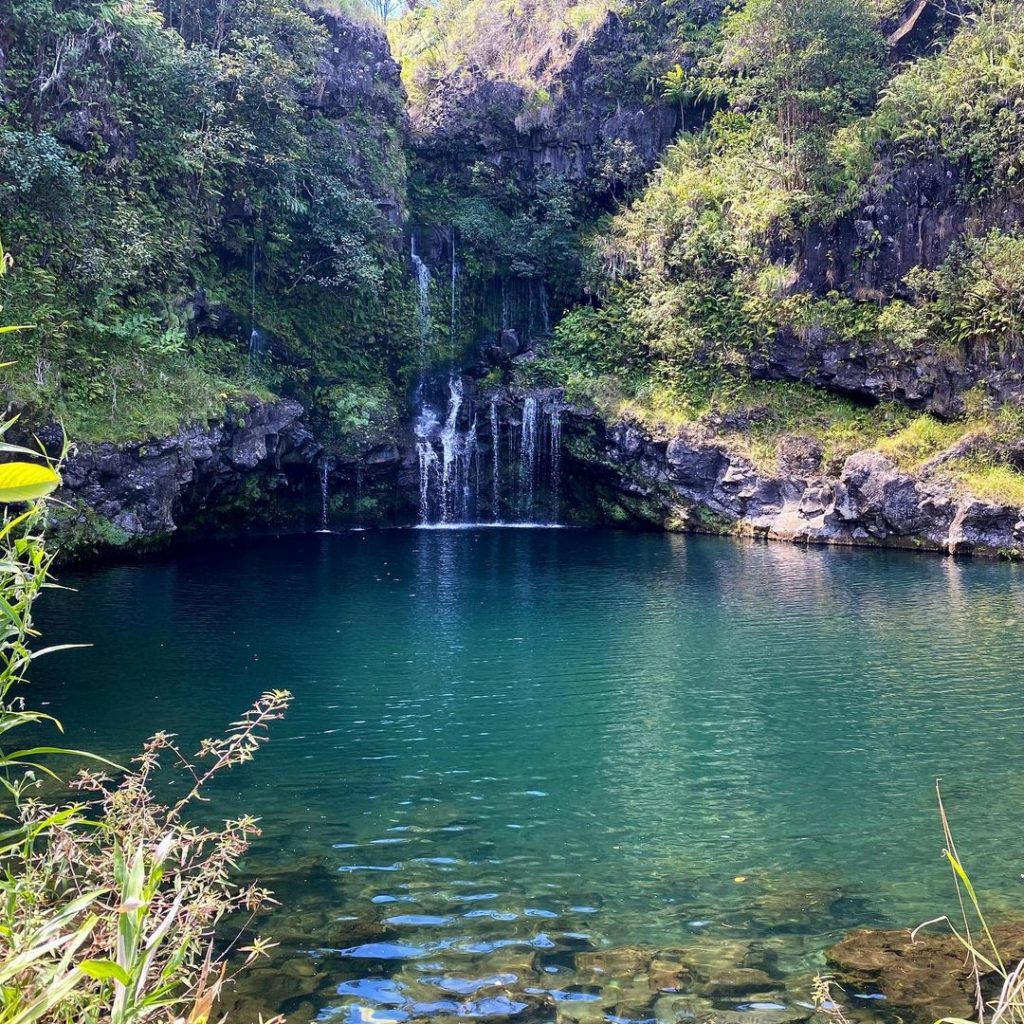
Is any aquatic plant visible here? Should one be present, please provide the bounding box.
[918,783,1024,1024]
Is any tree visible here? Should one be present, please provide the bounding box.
[661,64,696,132]
[721,0,885,180]
[365,0,406,21]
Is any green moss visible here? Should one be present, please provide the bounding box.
[50,504,158,563]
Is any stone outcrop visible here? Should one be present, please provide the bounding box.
[54,397,320,544]
[304,10,406,223]
[410,1,713,203]
[798,157,1024,301]
[564,411,1024,558]
[751,156,1024,417]
[750,323,1024,420]
[827,924,1024,1022]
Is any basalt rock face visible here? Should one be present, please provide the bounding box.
[749,324,1024,420]
[410,2,709,202]
[564,410,1024,557]
[752,158,1024,417]
[798,157,1024,300]
[303,10,406,224]
[54,398,321,546]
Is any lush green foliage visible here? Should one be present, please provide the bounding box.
[0,0,415,442]
[834,0,1024,196]
[901,230,1024,359]
[391,0,615,110]
[719,0,885,182]
[530,0,1024,503]
[0,492,292,1021]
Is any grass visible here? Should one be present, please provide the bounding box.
[876,416,971,469]
[550,361,1024,510]
[718,382,912,472]
[949,462,1024,507]
[926,783,1024,1024]
[0,357,276,444]
[565,370,916,473]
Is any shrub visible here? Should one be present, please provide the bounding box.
[0,421,289,1018]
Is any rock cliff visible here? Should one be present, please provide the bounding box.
[565,409,1024,558]
[51,398,320,552]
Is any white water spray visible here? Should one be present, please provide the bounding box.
[519,396,538,515]
[319,459,330,531]
[411,236,432,360]
[548,401,562,520]
[490,401,500,519]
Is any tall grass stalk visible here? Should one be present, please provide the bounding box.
[915,782,1024,1024]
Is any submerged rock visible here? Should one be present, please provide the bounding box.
[827,924,1024,1021]
[576,946,653,977]
[697,967,778,998]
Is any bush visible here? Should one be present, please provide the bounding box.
[0,436,290,1019]
[833,0,1024,194]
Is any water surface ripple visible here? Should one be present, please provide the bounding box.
[33,530,1024,1023]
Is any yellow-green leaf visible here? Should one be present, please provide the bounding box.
[0,463,61,503]
[79,958,131,985]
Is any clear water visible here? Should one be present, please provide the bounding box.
[31,531,1024,1023]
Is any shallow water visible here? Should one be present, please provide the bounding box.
[32,530,1024,1022]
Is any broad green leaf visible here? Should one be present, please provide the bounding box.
[0,463,60,503]
[80,959,132,985]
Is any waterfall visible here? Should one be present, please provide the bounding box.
[247,328,261,373]
[461,417,477,521]
[450,231,459,354]
[519,397,538,515]
[411,236,432,359]
[413,379,563,527]
[417,441,439,524]
[248,240,262,372]
[319,459,330,532]
[548,401,562,520]
[490,401,500,520]
[439,377,463,522]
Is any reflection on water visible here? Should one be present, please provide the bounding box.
[32,531,1024,1023]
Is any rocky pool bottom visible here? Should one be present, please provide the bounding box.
[217,848,1020,1024]
[30,530,1024,1024]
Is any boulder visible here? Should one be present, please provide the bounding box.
[827,924,1024,1022]
[697,968,778,998]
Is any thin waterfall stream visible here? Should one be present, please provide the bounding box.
[318,459,330,532]
[408,228,563,528]
[490,401,500,520]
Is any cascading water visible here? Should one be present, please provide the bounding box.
[518,396,538,515]
[439,376,464,523]
[490,401,500,519]
[318,459,330,532]
[416,441,439,523]
[411,236,432,360]
[450,235,459,357]
[416,385,564,527]
[408,229,564,527]
[549,402,562,519]
[248,241,260,372]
